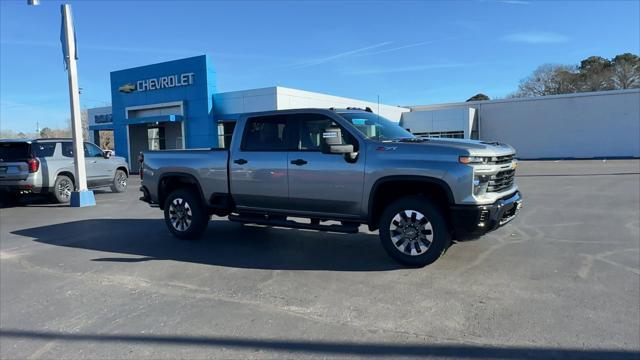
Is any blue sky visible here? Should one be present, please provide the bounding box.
[1,0,639,134]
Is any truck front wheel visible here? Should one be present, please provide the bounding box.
[164,189,209,240]
[379,196,451,267]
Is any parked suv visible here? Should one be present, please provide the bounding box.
[0,139,129,203]
[140,108,522,267]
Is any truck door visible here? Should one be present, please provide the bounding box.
[229,115,292,211]
[83,142,111,185]
[287,113,365,217]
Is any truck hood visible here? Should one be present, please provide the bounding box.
[384,138,516,157]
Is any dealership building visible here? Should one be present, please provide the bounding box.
[89,55,640,168]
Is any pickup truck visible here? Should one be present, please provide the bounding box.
[140,108,522,266]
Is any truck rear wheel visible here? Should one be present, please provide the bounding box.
[379,196,451,267]
[164,189,209,240]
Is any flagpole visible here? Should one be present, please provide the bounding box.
[61,4,94,207]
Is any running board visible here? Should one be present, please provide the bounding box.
[228,214,359,234]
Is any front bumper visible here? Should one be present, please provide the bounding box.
[450,191,523,240]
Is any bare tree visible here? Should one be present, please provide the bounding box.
[511,64,578,98]
[611,53,640,89]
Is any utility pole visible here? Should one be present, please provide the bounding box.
[61,4,94,207]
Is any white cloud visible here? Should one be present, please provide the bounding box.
[290,42,393,69]
[502,31,570,44]
[347,62,480,75]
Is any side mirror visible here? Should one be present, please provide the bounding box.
[103,150,112,159]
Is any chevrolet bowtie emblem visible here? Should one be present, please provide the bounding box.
[118,83,136,93]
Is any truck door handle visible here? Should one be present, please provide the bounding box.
[290,159,308,166]
[234,159,248,165]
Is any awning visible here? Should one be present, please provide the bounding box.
[88,123,114,131]
[124,114,184,125]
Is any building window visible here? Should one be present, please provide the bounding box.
[413,131,465,139]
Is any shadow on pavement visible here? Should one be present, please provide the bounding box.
[13,218,404,271]
[0,329,636,359]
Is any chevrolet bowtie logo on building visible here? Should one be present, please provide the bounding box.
[118,83,136,93]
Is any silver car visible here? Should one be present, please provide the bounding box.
[0,138,129,203]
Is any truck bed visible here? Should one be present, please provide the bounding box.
[141,148,229,205]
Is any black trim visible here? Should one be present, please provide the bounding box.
[450,191,522,240]
[228,214,359,234]
[157,173,206,210]
[367,175,455,226]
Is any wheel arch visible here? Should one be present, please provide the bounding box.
[367,175,454,231]
[157,173,205,210]
[116,166,129,176]
[55,171,76,188]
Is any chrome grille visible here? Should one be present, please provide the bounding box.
[487,169,515,192]
[492,154,514,165]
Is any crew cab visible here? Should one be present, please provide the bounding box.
[140,108,522,266]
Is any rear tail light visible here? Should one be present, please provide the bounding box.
[27,158,39,173]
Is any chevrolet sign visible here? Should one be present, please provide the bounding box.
[118,73,195,93]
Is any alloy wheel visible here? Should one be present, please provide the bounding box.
[390,210,434,256]
[57,178,73,201]
[168,198,192,232]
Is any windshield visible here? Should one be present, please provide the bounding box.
[339,112,414,141]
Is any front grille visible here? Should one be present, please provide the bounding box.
[492,154,514,164]
[487,169,515,192]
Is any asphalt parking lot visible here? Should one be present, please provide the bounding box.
[0,160,638,359]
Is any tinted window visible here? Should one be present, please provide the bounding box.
[292,114,355,151]
[84,143,104,157]
[242,115,290,151]
[0,142,30,161]
[61,142,74,158]
[339,112,414,141]
[32,143,56,157]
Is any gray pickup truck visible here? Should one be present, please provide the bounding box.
[140,108,522,266]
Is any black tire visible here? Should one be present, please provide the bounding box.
[52,175,73,203]
[110,169,128,193]
[379,196,451,267]
[163,188,209,240]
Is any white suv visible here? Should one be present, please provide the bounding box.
[0,139,129,203]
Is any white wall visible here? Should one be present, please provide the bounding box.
[275,87,409,122]
[213,87,278,116]
[213,86,409,121]
[409,89,640,159]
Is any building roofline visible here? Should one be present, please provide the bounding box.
[408,88,640,110]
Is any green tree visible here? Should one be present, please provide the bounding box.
[39,127,53,138]
[466,93,490,102]
[576,56,613,92]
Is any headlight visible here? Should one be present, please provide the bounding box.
[459,156,489,164]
